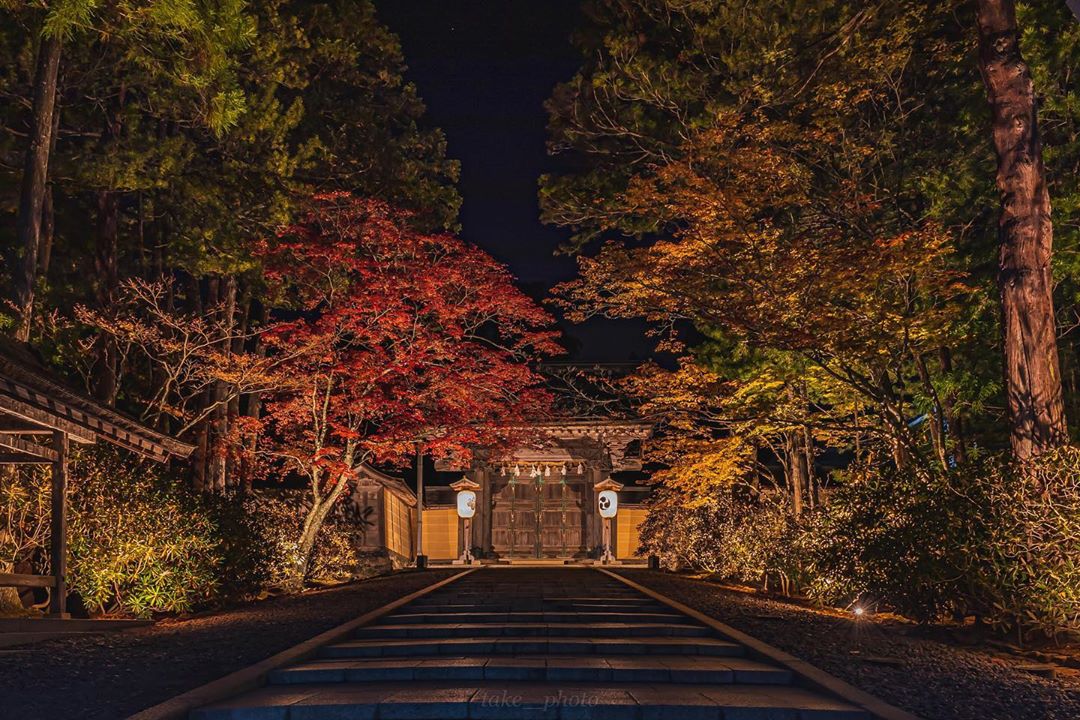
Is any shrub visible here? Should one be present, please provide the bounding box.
[229,491,381,591]
[804,450,1080,638]
[3,447,388,617]
[804,462,978,621]
[68,448,222,617]
[965,448,1080,640]
[201,492,280,599]
[642,448,1080,640]
[0,467,50,614]
[639,486,807,592]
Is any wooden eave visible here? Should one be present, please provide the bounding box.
[355,463,418,507]
[0,342,194,462]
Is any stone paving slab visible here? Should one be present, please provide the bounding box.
[271,654,790,686]
[320,636,747,658]
[193,681,868,720]
[353,622,714,639]
[383,611,692,624]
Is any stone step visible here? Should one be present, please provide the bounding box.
[422,595,647,604]
[192,680,869,720]
[382,611,694,625]
[319,636,746,659]
[398,605,671,615]
[406,599,665,610]
[428,589,643,596]
[269,655,792,685]
[353,622,713,639]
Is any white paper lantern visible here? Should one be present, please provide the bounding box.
[457,490,477,519]
[598,489,618,519]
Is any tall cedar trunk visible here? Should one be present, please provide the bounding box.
[802,424,816,510]
[209,276,237,491]
[38,183,55,276]
[229,292,251,491]
[14,34,61,342]
[37,78,61,280]
[241,302,269,494]
[192,276,217,491]
[91,83,126,405]
[92,190,121,405]
[976,0,1068,459]
[784,430,807,516]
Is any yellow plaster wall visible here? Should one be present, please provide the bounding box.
[422,508,458,560]
[384,491,415,560]
[616,507,647,559]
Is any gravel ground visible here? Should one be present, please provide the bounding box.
[0,569,460,720]
[618,569,1080,720]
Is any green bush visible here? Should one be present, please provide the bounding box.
[4,447,387,618]
[68,448,222,617]
[804,461,979,622]
[639,487,807,592]
[234,491,380,589]
[642,448,1080,640]
[806,450,1080,638]
[964,448,1080,639]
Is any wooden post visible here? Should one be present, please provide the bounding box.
[49,430,68,618]
[462,517,473,564]
[601,517,614,564]
[415,443,427,568]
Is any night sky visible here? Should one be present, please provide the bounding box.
[374,0,652,363]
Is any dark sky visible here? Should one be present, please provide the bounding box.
[374,0,652,363]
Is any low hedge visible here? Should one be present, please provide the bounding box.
[640,448,1080,641]
[3,447,388,618]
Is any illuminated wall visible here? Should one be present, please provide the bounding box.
[422,508,458,559]
[616,507,647,559]
[384,490,415,560]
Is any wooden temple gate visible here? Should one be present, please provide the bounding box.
[0,340,193,616]
[438,419,651,561]
[490,473,587,559]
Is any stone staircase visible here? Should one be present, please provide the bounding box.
[192,568,869,719]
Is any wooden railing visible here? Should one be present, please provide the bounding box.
[0,572,56,589]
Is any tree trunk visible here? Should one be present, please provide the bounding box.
[14,34,62,343]
[209,276,237,491]
[914,352,949,470]
[38,183,55,277]
[91,190,121,405]
[784,430,807,516]
[976,0,1068,460]
[241,302,269,494]
[878,370,910,468]
[802,424,816,510]
[291,504,327,592]
[290,479,348,592]
[191,276,216,492]
[938,347,969,464]
[37,83,62,281]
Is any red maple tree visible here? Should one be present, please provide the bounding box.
[257,194,561,585]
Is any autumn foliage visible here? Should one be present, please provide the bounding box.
[255,194,561,584]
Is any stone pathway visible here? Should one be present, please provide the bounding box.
[192,567,868,719]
